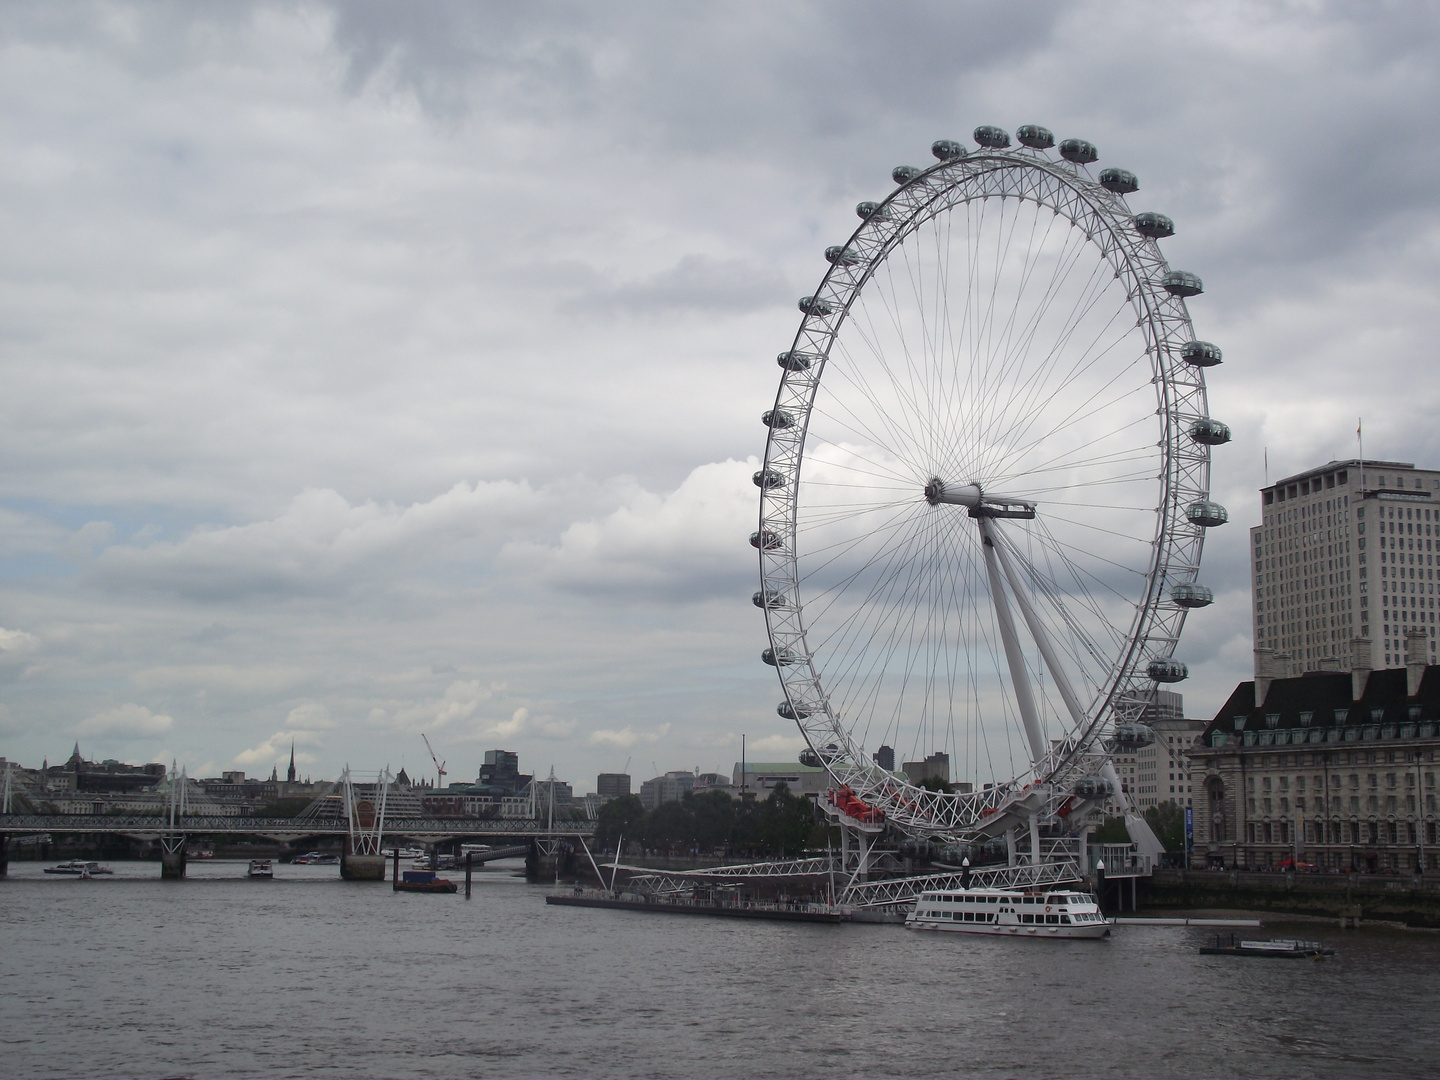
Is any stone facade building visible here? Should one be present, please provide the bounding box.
[1190,632,1439,871]
[1252,457,1440,677]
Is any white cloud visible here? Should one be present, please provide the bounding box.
[89,481,539,601]
[747,733,805,757]
[233,727,324,769]
[0,627,40,656]
[389,681,500,731]
[531,459,757,599]
[78,703,174,737]
[285,702,336,731]
[586,722,672,749]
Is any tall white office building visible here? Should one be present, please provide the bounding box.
[1251,458,1440,677]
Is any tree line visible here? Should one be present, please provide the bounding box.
[594,784,827,857]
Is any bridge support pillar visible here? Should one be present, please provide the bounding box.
[340,853,386,881]
[0,833,8,878]
[160,834,186,880]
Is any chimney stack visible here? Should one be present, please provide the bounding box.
[1253,647,1275,705]
[1405,628,1428,697]
[1351,637,1373,702]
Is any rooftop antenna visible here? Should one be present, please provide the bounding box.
[1357,417,1365,495]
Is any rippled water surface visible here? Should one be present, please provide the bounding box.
[3,859,1439,1078]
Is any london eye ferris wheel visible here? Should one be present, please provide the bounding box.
[754,124,1229,841]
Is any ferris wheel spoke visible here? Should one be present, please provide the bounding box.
[966,217,1097,458]
[972,245,1123,480]
[798,429,920,487]
[961,211,1097,474]
[992,385,1156,490]
[970,255,1127,477]
[823,516,953,745]
[817,348,933,475]
[986,339,1151,482]
[990,419,1155,488]
[845,262,942,464]
[799,503,941,640]
[795,502,931,591]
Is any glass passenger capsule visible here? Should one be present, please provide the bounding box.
[798,296,833,316]
[1016,124,1055,149]
[1060,138,1098,164]
[800,743,840,767]
[750,529,783,550]
[824,245,861,266]
[1170,583,1215,608]
[777,350,817,371]
[1188,418,1232,446]
[761,646,799,666]
[1134,212,1175,239]
[1072,776,1113,799]
[931,139,966,161]
[1162,271,1204,298]
[1180,340,1223,367]
[855,201,889,220]
[753,589,787,610]
[1186,500,1229,527]
[973,125,1011,148]
[753,469,785,489]
[1111,723,1155,750]
[762,409,796,429]
[1099,168,1138,194]
[777,701,811,720]
[1147,658,1189,683]
[892,165,922,184]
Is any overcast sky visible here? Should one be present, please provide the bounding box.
[2,1,1438,789]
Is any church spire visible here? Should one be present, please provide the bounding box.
[287,740,297,784]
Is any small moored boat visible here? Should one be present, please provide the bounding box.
[43,861,113,876]
[1200,935,1334,959]
[247,859,274,879]
[395,869,458,894]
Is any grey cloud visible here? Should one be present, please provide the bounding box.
[2,1,1438,781]
[574,255,791,317]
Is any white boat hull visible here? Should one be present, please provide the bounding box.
[906,916,1112,939]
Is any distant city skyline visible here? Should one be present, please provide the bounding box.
[2,5,1440,784]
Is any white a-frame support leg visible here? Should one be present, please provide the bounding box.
[978,518,1047,766]
[987,525,1090,731]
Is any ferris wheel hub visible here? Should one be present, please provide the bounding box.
[924,479,1036,519]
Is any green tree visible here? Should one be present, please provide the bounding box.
[688,790,738,850]
[642,798,696,850]
[1092,815,1129,844]
[1144,800,1186,853]
[595,793,645,847]
[918,775,954,794]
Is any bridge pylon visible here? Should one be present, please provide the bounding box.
[160,763,188,879]
[340,766,391,881]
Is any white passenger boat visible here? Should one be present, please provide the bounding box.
[905,887,1111,939]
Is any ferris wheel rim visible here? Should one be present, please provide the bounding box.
[757,139,1215,838]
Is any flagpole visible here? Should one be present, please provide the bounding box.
[1357,418,1364,495]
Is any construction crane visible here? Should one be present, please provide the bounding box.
[422,733,447,790]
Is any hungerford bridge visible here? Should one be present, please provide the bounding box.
[0,764,1149,906]
[0,765,592,880]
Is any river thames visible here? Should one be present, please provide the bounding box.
[3,859,1439,1078]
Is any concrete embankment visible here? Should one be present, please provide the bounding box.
[1141,868,1440,928]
